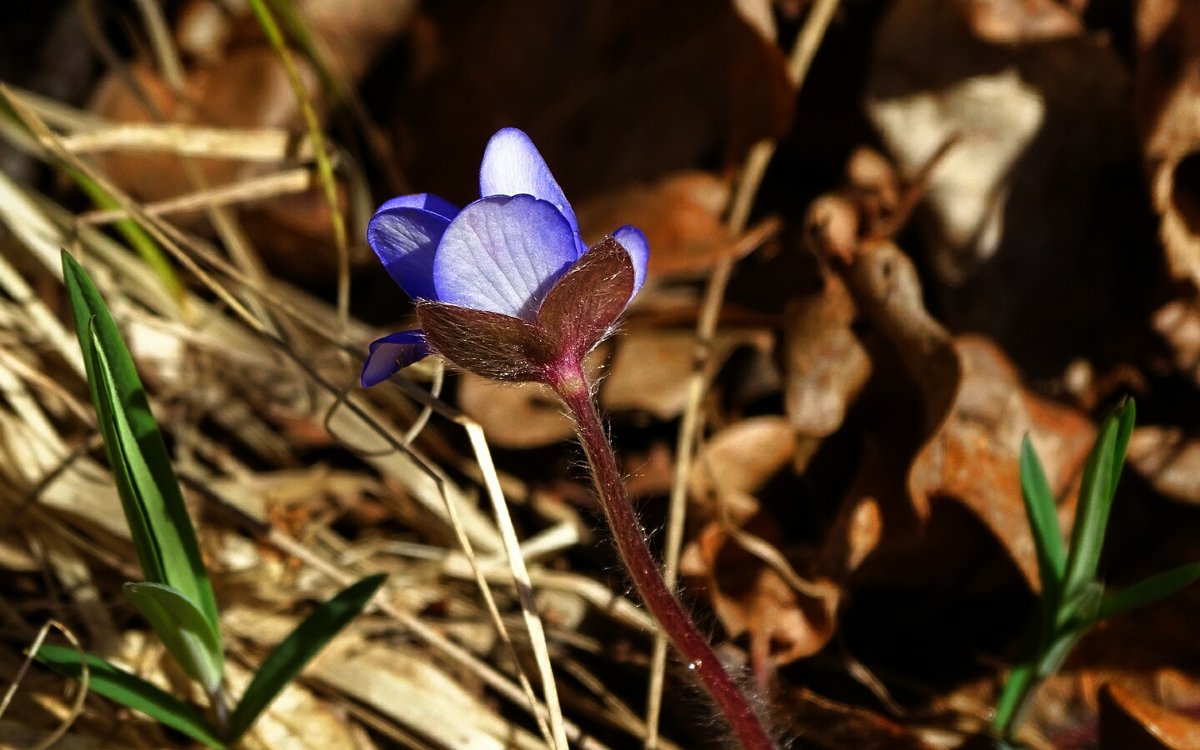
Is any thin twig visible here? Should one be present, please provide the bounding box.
[646,0,844,744]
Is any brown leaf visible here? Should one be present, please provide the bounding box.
[680,519,838,670]
[1137,0,1200,287]
[393,0,793,206]
[90,50,322,202]
[784,689,940,750]
[843,240,960,436]
[1152,297,1200,390]
[783,275,871,437]
[1101,682,1200,750]
[959,0,1083,44]
[867,0,1137,368]
[908,336,1095,587]
[457,346,609,449]
[601,328,773,419]
[457,375,573,449]
[1128,426,1200,504]
[576,172,738,276]
[689,416,798,524]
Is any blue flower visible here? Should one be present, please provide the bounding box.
[362,128,649,387]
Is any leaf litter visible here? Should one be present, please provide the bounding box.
[2,1,1200,749]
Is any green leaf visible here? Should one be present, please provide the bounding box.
[61,250,221,636]
[1061,401,1135,602]
[1019,436,1066,601]
[124,582,225,695]
[1097,562,1200,622]
[1108,399,1136,500]
[227,574,386,742]
[35,644,224,749]
[992,658,1036,736]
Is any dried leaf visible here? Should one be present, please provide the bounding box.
[1128,426,1200,503]
[959,0,1083,44]
[689,416,798,524]
[602,328,772,419]
[783,275,870,437]
[1101,682,1200,750]
[785,688,940,750]
[908,336,1095,586]
[576,171,738,276]
[1137,0,1200,287]
[394,0,793,203]
[458,376,573,449]
[681,519,837,669]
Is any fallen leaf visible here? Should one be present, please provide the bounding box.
[782,274,871,437]
[681,517,838,671]
[1100,682,1200,750]
[959,0,1083,44]
[1127,426,1200,504]
[689,416,798,524]
[392,0,794,205]
[1137,0,1200,287]
[784,688,940,750]
[576,171,738,276]
[601,327,773,419]
[908,336,1095,587]
[458,375,573,449]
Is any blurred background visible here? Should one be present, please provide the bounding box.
[2,1,1200,748]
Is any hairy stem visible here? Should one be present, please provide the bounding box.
[552,370,776,750]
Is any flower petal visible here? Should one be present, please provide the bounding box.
[367,205,454,300]
[361,330,429,387]
[612,225,649,296]
[376,193,459,222]
[479,128,579,236]
[433,195,581,319]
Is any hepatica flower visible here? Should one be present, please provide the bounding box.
[361,128,777,749]
[361,128,649,391]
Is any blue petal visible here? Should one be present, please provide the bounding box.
[612,225,650,296]
[361,330,430,387]
[377,193,459,222]
[367,204,455,301]
[479,128,580,238]
[433,195,581,319]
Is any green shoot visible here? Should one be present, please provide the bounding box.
[993,399,1200,744]
[37,251,385,744]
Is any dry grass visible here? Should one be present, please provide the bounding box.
[0,68,668,750]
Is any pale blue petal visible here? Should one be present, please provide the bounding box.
[361,330,429,387]
[376,193,459,221]
[612,225,650,296]
[479,128,580,237]
[367,207,453,301]
[433,195,580,319]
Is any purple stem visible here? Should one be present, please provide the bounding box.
[550,367,777,750]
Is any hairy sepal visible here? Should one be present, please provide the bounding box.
[417,237,634,384]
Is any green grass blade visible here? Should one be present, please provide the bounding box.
[1062,401,1134,601]
[62,250,220,633]
[124,582,225,695]
[35,644,224,749]
[1097,562,1200,622]
[226,574,386,742]
[992,659,1036,736]
[1109,399,1136,504]
[1019,435,1066,599]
